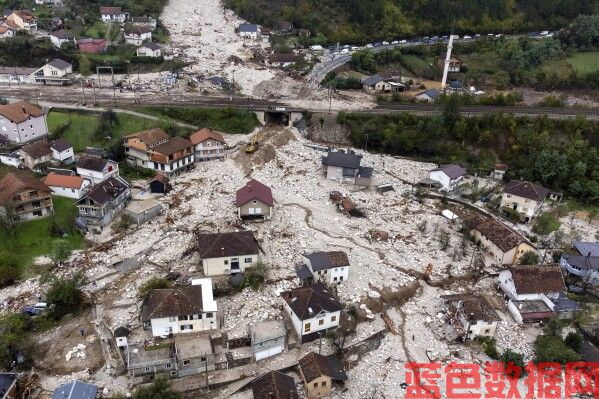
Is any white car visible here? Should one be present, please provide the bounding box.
[351,46,359,51]
[391,40,399,45]
[366,44,373,48]
[540,31,549,36]
[400,39,407,44]
[463,35,473,40]
[340,48,350,54]
[495,33,503,38]
[382,41,389,46]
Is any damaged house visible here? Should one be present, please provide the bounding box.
[0,171,53,221]
[322,150,373,186]
[250,320,286,361]
[174,333,216,377]
[442,293,500,340]
[251,370,299,399]
[76,176,130,231]
[197,231,260,276]
[298,351,347,399]
[429,164,467,192]
[281,284,341,343]
[469,216,535,265]
[500,180,551,223]
[142,278,218,338]
[498,264,579,324]
[296,251,350,285]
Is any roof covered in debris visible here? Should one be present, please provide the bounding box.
[442,293,500,323]
[281,284,341,320]
[197,231,259,259]
[251,370,298,399]
[78,177,128,206]
[469,216,528,253]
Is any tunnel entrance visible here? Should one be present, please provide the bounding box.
[264,111,290,125]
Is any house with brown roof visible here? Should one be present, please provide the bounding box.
[281,284,341,343]
[141,278,218,337]
[197,231,260,276]
[0,22,16,38]
[189,128,226,161]
[500,180,551,222]
[0,100,48,144]
[297,251,350,284]
[100,6,128,23]
[19,140,52,169]
[498,264,579,323]
[149,173,171,194]
[6,10,37,30]
[492,163,508,180]
[124,129,194,178]
[44,172,90,199]
[0,66,36,84]
[236,179,273,220]
[298,352,347,399]
[442,293,500,340]
[124,24,152,45]
[78,38,108,54]
[76,154,119,184]
[251,370,299,399]
[76,176,130,231]
[0,170,53,221]
[469,216,535,265]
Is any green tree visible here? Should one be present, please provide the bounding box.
[350,49,376,74]
[443,94,461,131]
[138,277,171,299]
[535,334,582,363]
[79,56,92,76]
[0,253,20,288]
[564,332,583,351]
[519,251,540,265]
[51,239,72,265]
[532,214,561,235]
[134,376,181,399]
[46,272,87,319]
[239,262,269,290]
[499,349,525,371]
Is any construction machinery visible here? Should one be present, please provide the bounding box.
[245,132,260,154]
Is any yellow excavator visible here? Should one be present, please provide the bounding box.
[245,132,260,154]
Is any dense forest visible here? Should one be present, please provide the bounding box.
[223,0,599,44]
[336,107,599,204]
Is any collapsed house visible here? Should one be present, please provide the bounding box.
[442,293,500,340]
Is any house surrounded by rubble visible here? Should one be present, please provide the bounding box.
[281,284,342,343]
[297,251,350,284]
[189,128,226,161]
[560,241,599,285]
[76,176,130,231]
[498,264,579,323]
[250,320,286,361]
[298,351,347,399]
[429,164,467,192]
[142,278,218,337]
[251,370,299,399]
[469,216,535,265]
[197,231,260,276]
[174,333,216,377]
[442,293,500,340]
[127,343,176,379]
[500,180,551,223]
[322,149,373,186]
[236,179,274,220]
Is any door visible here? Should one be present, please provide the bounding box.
[231,259,240,272]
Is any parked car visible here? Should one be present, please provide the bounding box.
[366,43,373,48]
[463,35,473,40]
[400,39,407,44]
[391,40,399,45]
[23,302,47,316]
[382,41,389,46]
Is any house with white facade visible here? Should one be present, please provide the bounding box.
[189,128,226,161]
[49,30,75,48]
[76,176,130,231]
[416,88,441,103]
[469,216,536,265]
[136,42,161,57]
[49,138,74,163]
[0,100,48,144]
[322,149,373,186]
[250,320,286,361]
[560,241,599,286]
[429,164,467,192]
[0,151,22,168]
[5,10,37,31]
[33,59,73,86]
[239,23,260,39]
[197,231,259,276]
[500,180,551,223]
[281,284,341,343]
[498,264,579,324]
[100,7,128,23]
[142,278,218,338]
[0,23,16,39]
[235,179,274,220]
[43,173,90,199]
[76,155,119,184]
[124,25,152,46]
[442,293,500,340]
[0,66,36,84]
[296,251,350,284]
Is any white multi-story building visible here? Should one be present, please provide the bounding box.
[281,284,341,343]
[76,155,119,184]
[0,100,48,144]
[298,251,350,284]
[143,278,218,338]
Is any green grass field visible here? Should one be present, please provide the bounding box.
[0,197,85,271]
[83,21,107,39]
[47,111,170,151]
[567,52,599,74]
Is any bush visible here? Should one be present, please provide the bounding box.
[564,332,583,351]
[239,262,268,291]
[134,376,181,399]
[478,336,498,358]
[51,239,72,264]
[46,272,87,320]
[535,333,582,363]
[532,213,561,235]
[0,253,20,288]
[138,277,171,299]
[499,349,525,371]
[519,251,540,265]
[115,214,133,233]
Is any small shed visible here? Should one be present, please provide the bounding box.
[114,326,130,348]
[124,199,162,225]
[149,174,171,194]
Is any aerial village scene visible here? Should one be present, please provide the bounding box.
[0,0,598,398]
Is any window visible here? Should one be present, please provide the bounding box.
[245,257,252,263]
[168,316,177,322]
[200,356,206,362]
[304,323,311,332]
[319,319,324,325]
[183,360,190,366]
[164,363,171,369]
[224,260,229,265]
[333,277,337,282]
[206,313,213,318]
[144,366,151,372]
[331,315,337,322]
[313,382,318,388]
[321,381,326,387]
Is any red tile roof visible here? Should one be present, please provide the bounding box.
[0,100,45,124]
[43,173,84,189]
[0,170,51,205]
[189,128,225,145]
[236,179,273,207]
[100,6,122,15]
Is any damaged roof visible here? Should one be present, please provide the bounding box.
[469,216,528,253]
[0,171,51,205]
[503,180,550,201]
[143,285,204,320]
[509,264,566,295]
[197,231,259,259]
[251,370,299,399]
[21,140,51,159]
[236,179,273,207]
[304,251,349,271]
[299,352,347,383]
[281,284,341,320]
[79,177,128,206]
[442,293,500,323]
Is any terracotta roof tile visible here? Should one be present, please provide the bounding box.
[189,128,225,145]
[21,140,51,159]
[0,170,51,205]
[0,100,45,124]
[442,293,500,323]
[144,285,204,320]
[504,180,550,201]
[236,179,273,207]
[299,352,333,383]
[124,128,169,147]
[469,216,527,253]
[43,173,84,189]
[251,371,298,399]
[152,137,193,156]
[509,264,565,294]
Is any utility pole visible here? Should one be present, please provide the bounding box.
[205,358,209,392]
[318,332,322,354]
[81,80,86,103]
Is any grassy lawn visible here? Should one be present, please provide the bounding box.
[84,21,107,39]
[567,51,599,74]
[0,197,85,271]
[47,111,171,151]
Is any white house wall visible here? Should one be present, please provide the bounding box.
[202,254,258,276]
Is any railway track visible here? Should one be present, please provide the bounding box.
[373,103,599,117]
